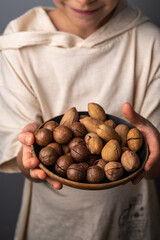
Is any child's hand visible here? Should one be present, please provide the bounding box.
[122,103,160,184]
[18,122,62,190]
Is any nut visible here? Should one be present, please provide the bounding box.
[55,155,74,177]
[88,102,106,121]
[85,132,104,154]
[86,165,105,183]
[53,125,73,144]
[67,163,86,182]
[96,124,120,142]
[60,107,79,128]
[70,144,90,162]
[70,122,87,138]
[105,119,116,129]
[47,142,63,156]
[127,128,143,152]
[115,124,130,146]
[39,147,58,166]
[93,158,106,169]
[121,150,140,172]
[68,137,85,150]
[80,116,103,134]
[86,154,100,166]
[104,162,124,181]
[35,128,53,146]
[43,121,59,131]
[101,139,121,162]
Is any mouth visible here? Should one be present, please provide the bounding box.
[71,8,99,16]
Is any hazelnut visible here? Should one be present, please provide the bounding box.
[70,144,90,162]
[121,150,140,172]
[39,147,58,166]
[55,155,74,177]
[53,125,73,144]
[104,162,124,181]
[86,165,105,183]
[35,128,53,146]
[101,139,121,162]
[85,132,104,155]
[43,120,59,131]
[67,163,86,182]
[70,122,87,138]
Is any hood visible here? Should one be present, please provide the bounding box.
[0,0,149,50]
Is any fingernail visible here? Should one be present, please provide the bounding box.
[25,135,32,145]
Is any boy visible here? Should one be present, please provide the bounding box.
[0,0,160,239]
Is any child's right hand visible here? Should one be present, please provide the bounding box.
[18,122,63,190]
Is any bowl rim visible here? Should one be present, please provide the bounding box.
[31,112,149,190]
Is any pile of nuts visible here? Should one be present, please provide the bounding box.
[34,103,143,184]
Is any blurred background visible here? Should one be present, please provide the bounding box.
[0,0,160,239]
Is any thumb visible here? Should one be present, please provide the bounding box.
[122,102,148,131]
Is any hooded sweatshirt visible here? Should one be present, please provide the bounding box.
[0,1,160,240]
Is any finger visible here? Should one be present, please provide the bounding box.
[46,177,63,190]
[18,132,35,145]
[18,122,40,145]
[30,168,47,180]
[122,103,149,129]
[22,144,39,169]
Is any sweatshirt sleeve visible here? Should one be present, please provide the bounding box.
[0,50,42,172]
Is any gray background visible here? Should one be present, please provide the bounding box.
[0,0,160,239]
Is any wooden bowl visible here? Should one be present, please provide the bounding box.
[31,112,149,190]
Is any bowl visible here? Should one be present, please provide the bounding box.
[31,112,149,190]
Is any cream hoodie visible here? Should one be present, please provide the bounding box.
[0,1,160,240]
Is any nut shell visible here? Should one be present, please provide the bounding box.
[121,150,140,172]
[104,162,124,181]
[53,125,73,144]
[60,107,79,128]
[70,121,87,138]
[80,116,103,134]
[86,165,105,183]
[115,124,130,147]
[35,128,53,146]
[47,142,63,156]
[88,103,106,121]
[55,155,74,177]
[67,163,86,182]
[39,147,58,166]
[43,121,59,131]
[96,124,120,142]
[101,139,121,162]
[68,137,85,150]
[70,144,90,162]
[85,132,103,155]
[127,128,143,152]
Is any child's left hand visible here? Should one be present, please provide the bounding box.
[122,102,160,184]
